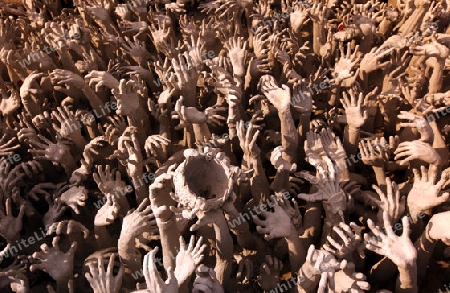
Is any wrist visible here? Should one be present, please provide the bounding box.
[347,125,360,132]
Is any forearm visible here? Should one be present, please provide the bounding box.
[118,234,142,272]
[56,279,71,293]
[343,126,360,170]
[223,205,261,251]
[213,218,233,285]
[372,166,387,187]
[414,227,437,284]
[131,175,149,203]
[248,156,270,203]
[297,112,311,161]
[335,159,350,182]
[297,265,320,293]
[192,123,212,144]
[312,21,327,56]
[271,169,290,194]
[94,224,115,249]
[396,261,418,293]
[81,84,107,117]
[430,121,448,167]
[127,109,151,148]
[61,156,78,177]
[57,50,80,75]
[70,135,87,154]
[279,108,298,164]
[156,215,180,271]
[286,225,305,272]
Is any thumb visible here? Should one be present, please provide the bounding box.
[166,267,177,284]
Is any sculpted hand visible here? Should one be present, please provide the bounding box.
[365,211,416,269]
[51,106,84,142]
[95,193,120,226]
[341,88,368,129]
[121,199,157,239]
[408,165,449,213]
[394,140,442,165]
[398,111,433,143]
[236,120,260,159]
[93,165,128,196]
[112,79,140,116]
[323,222,363,260]
[192,265,224,293]
[0,198,25,242]
[371,177,405,224]
[252,196,293,240]
[30,236,77,283]
[334,262,371,293]
[258,75,291,111]
[227,36,248,76]
[333,43,361,86]
[85,253,124,293]
[174,236,207,284]
[257,255,283,290]
[55,185,88,215]
[142,247,178,293]
[46,220,89,239]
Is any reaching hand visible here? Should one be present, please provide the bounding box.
[55,186,88,215]
[227,36,248,77]
[258,75,291,111]
[252,196,293,240]
[121,199,157,239]
[341,88,368,129]
[95,193,121,226]
[236,120,260,160]
[408,165,449,213]
[333,43,361,86]
[365,211,416,269]
[85,253,124,293]
[298,159,347,216]
[257,255,283,291]
[0,198,25,242]
[192,265,224,293]
[46,220,89,239]
[30,236,77,283]
[174,236,207,284]
[142,247,178,293]
[394,140,442,165]
[371,177,405,224]
[323,222,362,260]
[93,165,127,196]
[112,79,140,116]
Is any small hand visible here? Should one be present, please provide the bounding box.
[95,193,120,226]
[192,265,224,293]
